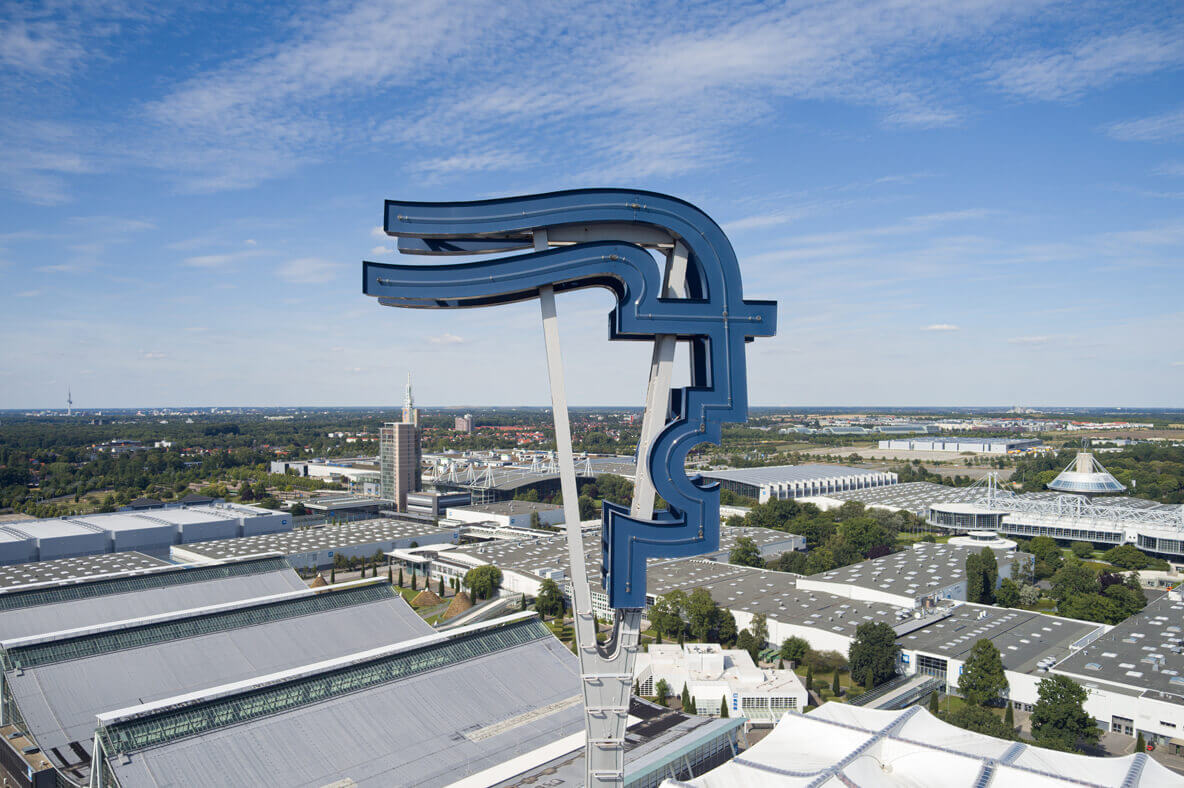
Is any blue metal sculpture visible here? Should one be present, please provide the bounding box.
[363,189,776,607]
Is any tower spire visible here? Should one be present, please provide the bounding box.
[402,371,418,425]
[67,386,72,417]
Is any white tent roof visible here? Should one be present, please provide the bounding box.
[666,704,1181,788]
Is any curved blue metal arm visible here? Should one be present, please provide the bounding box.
[363,189,776,607]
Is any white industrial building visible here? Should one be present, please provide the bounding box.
[671,703,1179,787]
[445,500,565,529]
[877,437,1043,454]
[698,465,897,504]
[634,644,807,721]
[0,504,291,565]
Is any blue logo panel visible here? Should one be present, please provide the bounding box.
[363,189,776,608]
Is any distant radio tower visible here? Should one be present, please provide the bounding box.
[67,386,73,417]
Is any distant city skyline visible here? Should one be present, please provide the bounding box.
[1,1,1181,409]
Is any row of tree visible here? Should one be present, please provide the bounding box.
[943,637,1100,752]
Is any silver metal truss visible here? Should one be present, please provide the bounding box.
[535,227,689,787]
[976,474,1183,530]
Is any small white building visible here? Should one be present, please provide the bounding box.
[634,643,807,722]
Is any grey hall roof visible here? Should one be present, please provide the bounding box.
[0,556,307,641]
[4,581,431,782]
[103,617,583,788]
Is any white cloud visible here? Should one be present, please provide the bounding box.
[371,245,395,255]
[987,27,1184,101]
[182,250,266,268]
[427,333,465,345]
[370,227,388,240]
[277,257,343,284]
[16,290,40,298]
[1157,162,1184,177]
[412,150,530,176]
[0,3,158,76]
[1008,336,1051,345]
[134,0,1092,192]
[69,216,155,233]
[1105,107,1184,142]
[922,324,960,332]
[140,351,167,361]
[1172,361,1184,367]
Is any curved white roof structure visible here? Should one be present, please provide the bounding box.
[1047,451,1126,495]
[666,704,1180,788]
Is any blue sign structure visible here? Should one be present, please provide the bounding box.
[364,189,776,608]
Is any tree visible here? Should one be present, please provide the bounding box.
[929,691,940,715]
[1004,701,1014,731]
[716,609,738,647]
[438,576,445,595]
[965,552,985,604]
[779,636,810,666]
[1103,544,1153,570]
[831,671,841,697]
[1059,593,1125,624]
[735,629,760,662]
[535,578,565,619]
[750,612,769,646]
[330,567,335,583]
[1136,731,1145,752]
[1070,542,1094,559]
[1019,583,1041,607]
[397,567,403,587]
[410,572,417,590]
[805,664,814,692]
[720,696,728,718]
[1030,675,1100,752]
[463,565,503,600]
[387,565,393,584]
[945,705,1016,740]
[649,591,687,639]
[655,679,670,706]
[686,695,697,714]
[978,548,998,604]
[959,639,1009,706]
[681,682,691,710]
[996,578,1021,608]
[1051,560,1100,602]
[685,588,718,641]
[1027,536,1064,570]
[848,622,899,689]
[804,547,836,575]
[729,536,763,567]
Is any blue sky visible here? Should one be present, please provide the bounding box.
[1,0,1181,409]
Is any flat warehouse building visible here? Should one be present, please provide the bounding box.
[0,552,168,590]
[796,542,1023,608]
[698,465,897,503]
[1053,592,1184,751]
[878,437,1043,454]
[423,526,804,619]
[0,504,291,565]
